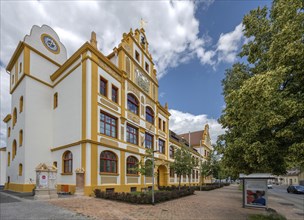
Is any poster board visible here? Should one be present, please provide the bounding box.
[244,179,267,208]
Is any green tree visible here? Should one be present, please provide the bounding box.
[134,149,154,191]
[171,147,193,190]
[219,0,304,175]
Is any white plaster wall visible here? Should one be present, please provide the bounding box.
[17,51,24,79]
[10,51,24,88]
[0,150,7,185]
[6,79,26,184]
[53,65,82,147]
[30,50,59,84]
[52,58,81,85]
[97,145,121,185]
[51,145,81,184]
[24,77,53,183]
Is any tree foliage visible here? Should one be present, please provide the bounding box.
[171,147,194,190]
[219,0,304,175]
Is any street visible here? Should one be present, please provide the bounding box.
[268,185,304,211]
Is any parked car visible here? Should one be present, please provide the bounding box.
[287,185,304,194]
[267,184,273,189]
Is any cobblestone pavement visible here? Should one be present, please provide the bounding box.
[0,192,91,220]
[49,185,271,220]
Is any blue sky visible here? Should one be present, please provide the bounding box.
[159,0,271,118]
[0,0,272,146]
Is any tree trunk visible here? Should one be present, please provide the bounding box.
[178,174,181,191]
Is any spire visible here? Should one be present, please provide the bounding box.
[90,31,97,48]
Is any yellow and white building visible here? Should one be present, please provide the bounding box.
[2,25,212,195]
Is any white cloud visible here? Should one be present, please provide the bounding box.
[169,109,225,145]
[0,0,216,147]
[216,23,245,63]
[0,67,11,147]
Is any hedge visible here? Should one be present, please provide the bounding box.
[94,188,195,204]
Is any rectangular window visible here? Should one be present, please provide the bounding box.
[163,121,166,132]
[159,139,165,154]
[127,124,138,145]
[158,118,161,130]
[100,77,107,96]
[106,188,114,193]
[145,133,153,149]
[145,62,149,72]
[54,93,58,109]
[111,85,118,103]
[19,62,22,73]
[170,168,174,178]
[130,187,137,192]
[100,112,117,138]
[135,50,140,62]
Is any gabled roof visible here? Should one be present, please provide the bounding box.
[179,130,204,147]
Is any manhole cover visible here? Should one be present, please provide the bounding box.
[279,202,294,206]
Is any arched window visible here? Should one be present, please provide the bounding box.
[100,151,117,173]
[19,96,23,113]
[145,106,154,124]
[13,108,17,127]
[145,160,153,177]
[19,130,23,146]
[7,152,10,166]
[169,146,175,159]
[19,164,23,176]
[63,151,73,173]
[12,140,17,160]
[8,127,11,137]
[127,94,139,115]
[126,156,138,174]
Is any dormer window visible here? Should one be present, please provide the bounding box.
[135,50,140,62]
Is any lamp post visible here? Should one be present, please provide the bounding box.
[152,149,157,205]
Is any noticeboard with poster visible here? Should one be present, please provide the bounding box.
[245,179,267,207]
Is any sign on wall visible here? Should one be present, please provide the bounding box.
[39,174,48,187]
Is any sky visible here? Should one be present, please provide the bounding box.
[0,0,272,147]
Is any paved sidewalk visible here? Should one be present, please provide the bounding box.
[0,191,91,220]
[49,185,269,220]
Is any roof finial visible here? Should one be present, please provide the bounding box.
[90,31,97,48]
[140,18,147,29]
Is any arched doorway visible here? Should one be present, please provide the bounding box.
[157,165,168,187]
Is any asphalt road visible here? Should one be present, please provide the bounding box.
[268,185,304,211]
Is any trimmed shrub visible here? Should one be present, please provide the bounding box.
[94,188,195,204]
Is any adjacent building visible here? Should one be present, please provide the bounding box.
[2,25,212,195]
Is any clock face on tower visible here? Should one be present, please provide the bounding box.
[41,34,60,54]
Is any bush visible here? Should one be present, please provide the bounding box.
[94,188,195,204]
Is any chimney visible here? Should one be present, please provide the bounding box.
[90,31,97,48]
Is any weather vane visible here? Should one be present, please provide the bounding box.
[140,18,147,29]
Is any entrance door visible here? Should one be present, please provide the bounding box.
[76,173,84,194]
[157,165,168,187]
